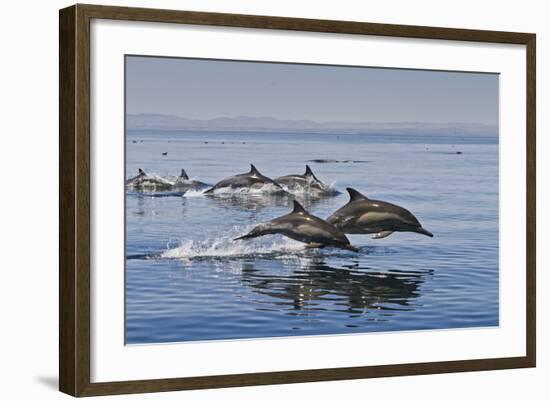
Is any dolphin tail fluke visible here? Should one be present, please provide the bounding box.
[233,234,252,241]
[234,230,262,241]
[416,227,434,237]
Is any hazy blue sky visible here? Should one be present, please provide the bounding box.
[126,56,498,125]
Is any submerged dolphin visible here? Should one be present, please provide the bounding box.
[326,188,433,239]
[125,168,173,190]
[275,165,339,195]
[172,169,210,192]
[204,164,288,195]
[234,200,357,251]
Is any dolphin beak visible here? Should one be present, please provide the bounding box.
[416,227,434,237]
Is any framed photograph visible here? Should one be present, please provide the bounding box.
[59,4,536,397]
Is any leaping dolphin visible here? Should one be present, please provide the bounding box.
[235,200,357,251]
[172,169,210,192]
[326,188,433,239]
[275,165,339,195]
[125,168,173,190]
[204,164,288,195]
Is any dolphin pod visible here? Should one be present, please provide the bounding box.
[126,164,336,197]
[327,188,433,239]
[235,200,357,252]
[126,165,433,248]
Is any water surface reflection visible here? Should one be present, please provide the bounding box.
[239,256,432,317]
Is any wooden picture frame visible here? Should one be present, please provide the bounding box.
[59,3,536,397]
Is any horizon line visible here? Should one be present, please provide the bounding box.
[126,112,498,127]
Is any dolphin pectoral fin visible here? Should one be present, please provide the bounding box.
[304,243,325,249]
[372,231,394,239]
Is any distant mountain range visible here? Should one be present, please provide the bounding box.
[127,113,497,135]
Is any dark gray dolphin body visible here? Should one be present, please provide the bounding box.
[204,164,288,195]
[326,188,433,239]
[235,200,357,251]
[172,169,210,192]
[125,168,173,190]
[275,165,339,195]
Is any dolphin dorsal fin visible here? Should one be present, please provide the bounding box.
[304,165,314,177]
[180,169,189,180]
[138,168,146,176]
[346,187,369,202]
[292,200,307,214]
[249,164,260,175]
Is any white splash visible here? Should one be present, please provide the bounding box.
[206,183,286,196]
[182,188,209,197]
[160,229,305,260]
[279,180,339,196]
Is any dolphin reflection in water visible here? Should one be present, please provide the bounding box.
[239,257,432,312]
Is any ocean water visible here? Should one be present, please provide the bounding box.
[125,130,499,344]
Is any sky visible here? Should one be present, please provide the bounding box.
[125,55,499,126]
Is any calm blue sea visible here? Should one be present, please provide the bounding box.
[125,129,499,344]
